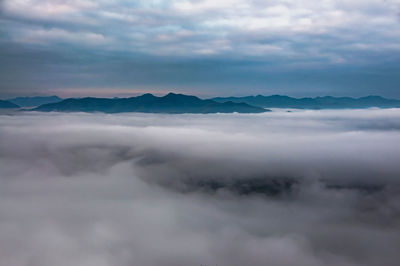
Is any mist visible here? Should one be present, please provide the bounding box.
[0,109,399,266]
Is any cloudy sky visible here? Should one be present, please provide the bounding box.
[1,0,400,98]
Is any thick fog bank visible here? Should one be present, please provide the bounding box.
[0,109,399,266]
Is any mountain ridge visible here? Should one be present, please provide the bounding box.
[211,95,400,109]
[0,100,20,109]
[33,93,267,114]
[8,96,62,107]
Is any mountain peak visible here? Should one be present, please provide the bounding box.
[164,92,188,98]
[137,93,156,98]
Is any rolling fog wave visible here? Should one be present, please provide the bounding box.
[0,109,399,266]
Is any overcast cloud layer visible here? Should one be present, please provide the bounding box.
[1,0,400,97]
[0,109,400,266]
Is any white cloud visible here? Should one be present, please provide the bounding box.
[1,0,400,61]
[0,109,400,266]
[2,0,98,24]
[11,27,110,46]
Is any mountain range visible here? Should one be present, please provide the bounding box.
[33,93,267,114]
[3,93,400,112]
[212,95,400,109]
[8,96,62,107]
[0,100,19,109]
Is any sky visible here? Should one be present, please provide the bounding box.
[1,0,400,98]
[1,109,400,266]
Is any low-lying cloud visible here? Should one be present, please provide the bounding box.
[0,109,399,266]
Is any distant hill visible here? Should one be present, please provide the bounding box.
[33,93,267,114]
[8,96,62,107]
[0,100,19,109]
[211,95,400,109]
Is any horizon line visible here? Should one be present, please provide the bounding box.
[2,92,400,101]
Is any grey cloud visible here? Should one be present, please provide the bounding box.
[0,109,400,266]
[1,0,400,97]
